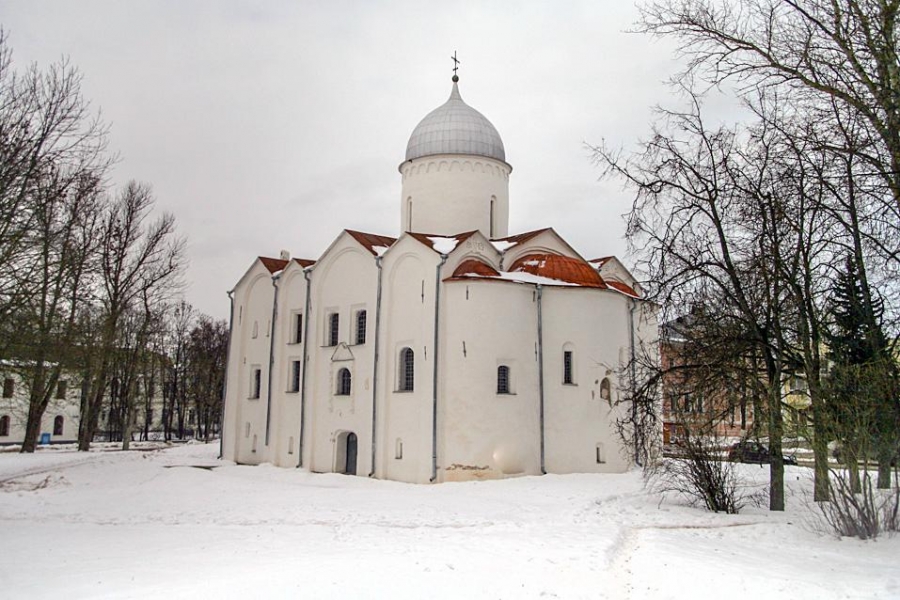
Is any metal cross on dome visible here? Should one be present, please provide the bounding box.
[451,51,460,77]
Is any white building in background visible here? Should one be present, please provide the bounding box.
[222,74,657,483]
[0,362,174,446]
[0,367,80,445]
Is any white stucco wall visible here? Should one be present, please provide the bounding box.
[306,235,379,476]
[223,262,276,465]
[267,264,309,467]
[378,238,439,483]
[400,155,510,239]
[541,287,633,474]
[439,279,542,481]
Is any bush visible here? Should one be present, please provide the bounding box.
[652,432,758,514]
[817,468,899,539]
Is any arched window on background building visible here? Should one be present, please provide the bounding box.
[53,415,64,436]
[0,415,9,436]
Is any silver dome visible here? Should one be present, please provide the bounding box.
[405,81,506,163]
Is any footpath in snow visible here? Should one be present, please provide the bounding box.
[0,442,897,599]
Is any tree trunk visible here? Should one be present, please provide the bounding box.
[812,414,830,501]
[768,380,785,511]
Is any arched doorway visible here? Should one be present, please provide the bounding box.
[335,431,358,475]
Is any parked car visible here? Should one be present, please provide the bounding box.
[727,441,798,465]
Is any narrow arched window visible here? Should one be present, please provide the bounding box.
[407,197,413,231]
[328,313,340,346]
[399,348,414,391]
[0,415,9,436]
[497,365,510,394]
[356,310,367,344]
[337,368,352,396]
[563,350,574,384]
[490,195,496,238]
[53,415,64,436]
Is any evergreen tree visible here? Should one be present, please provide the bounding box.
[825,255,898,489]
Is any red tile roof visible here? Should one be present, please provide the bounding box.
[345,230,397,255]
[259,257,289,273]
[293,258,316,268]
[449,258,501,279]
[509,253,607,288]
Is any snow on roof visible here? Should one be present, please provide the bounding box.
[408,231,477,255]
[489,228,552,252]
[445,253,610,288]
[605,280,641,299]
[496,271,580,286]
[509,253,607,288]
[490,240,516,252]
[427,236,460,254]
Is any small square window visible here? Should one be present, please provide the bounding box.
[596,443,606,464]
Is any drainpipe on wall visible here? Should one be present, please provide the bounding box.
[536,284,546,474]
[369,256,384,477]
[297,268,313,468]
[628,298,640,466]
[264,274,281,447]
[430,253,448,483]
[220,289,235,460]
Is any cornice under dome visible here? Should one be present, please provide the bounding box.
[404,80,506,163]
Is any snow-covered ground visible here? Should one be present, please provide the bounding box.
[0,443,897,599]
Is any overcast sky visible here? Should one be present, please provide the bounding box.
[0,1,685,320]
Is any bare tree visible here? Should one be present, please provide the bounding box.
[77,182,184,451]
[0,31,112,452]
[184,315,228,441]
[592,87,827,510]
[16,171,103,452]
[0,30,110,334]
[637,0,900,215]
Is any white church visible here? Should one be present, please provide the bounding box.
[222,72,657,483]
